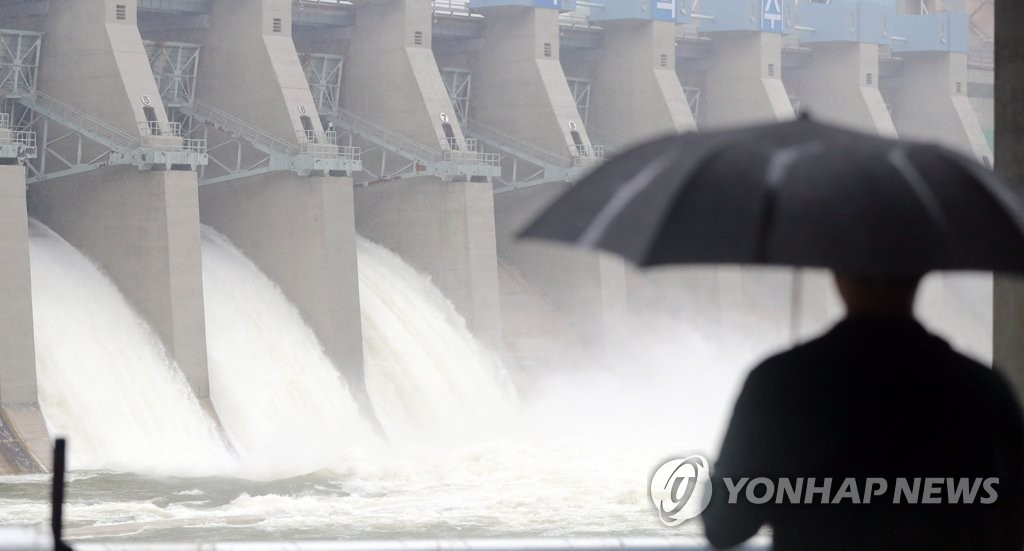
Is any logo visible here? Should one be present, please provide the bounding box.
[649,455,712,526]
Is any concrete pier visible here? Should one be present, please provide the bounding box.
[0,164,48,474]
[198,175,365,391]
[493,182,627,356]
[29,168,210,398]
[471,5,594,157]
[354,177,503,348]
[341,0,469,153]
[466,3,625,356]
[338,0,503,346]
[889,51,993,165]
[701,32,794,128]
[798,42,897,136]
[583,19,696,146]
[192,0,367,391]
[27,0,211,400]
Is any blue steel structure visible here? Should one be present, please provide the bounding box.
[891,11,970,53]
[469,0,577,11]
[585,0,681,22]
[691,0,797,34]
[795,0,893,44]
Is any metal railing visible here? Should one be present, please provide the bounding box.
[137,120,206,154]
[465,118,575,169]
[573,143,605,164]
[13,88,206,172]
[969,46,994,68]
[182,97,299,156]
[0,128,36,159]
[333,107,445,163]
[431,0,473,16]
[443,137,501,168]
[19,89,138,153]
[295,129,360,161]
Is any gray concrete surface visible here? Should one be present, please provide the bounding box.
[0,405,49,474]
[0,164,47,475]
[34,0,173,137]
[701,32,795,129]
[0,165,36,407]
[354,176,503,348]
[28,167,211,399]
[889,52,993,164]
[198,174,366,397]
[195,0,328,146]
[798,42,897,136]
[493,182,627,358]
[582,19,696,146]
[340,0,467,152]
[470,5,593,158]
[190,0,369,400]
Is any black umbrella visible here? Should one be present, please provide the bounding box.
[519,116,1024,275]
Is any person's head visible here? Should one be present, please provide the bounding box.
[833,272,923,317]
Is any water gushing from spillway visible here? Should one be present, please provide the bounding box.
[355,237,518,444]
[200,228,376,473]
[28,221,231,474]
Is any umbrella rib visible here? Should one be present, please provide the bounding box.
[577,150,681,247]
[953,153,1024,236]
[754,143,826,262]
[886,148,964,261]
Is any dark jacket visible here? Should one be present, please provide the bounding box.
[702,316,1024,550]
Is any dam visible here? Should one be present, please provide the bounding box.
[0,0,1002,543]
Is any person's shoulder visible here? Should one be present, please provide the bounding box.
[927,339,1021,405]
[744,335,831,386]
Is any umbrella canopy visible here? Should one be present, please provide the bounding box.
[519,117,1024,275]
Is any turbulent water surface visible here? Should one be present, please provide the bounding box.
[7,230,987,543]
[5,230,756,542]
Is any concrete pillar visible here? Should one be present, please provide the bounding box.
[800,42,897,136]
[471,5,594,158]
[702,32,795,129]
[193,0,368,394]
[28,0,211,400]
[195,0,329,145]
[340,0,467,151]
[354,177,503,348]
[0,165,35,407]
[470,4,623,355]
[198,175,366,395]
[494,183,627,356]
[891,52,993,165]
[28,168,210,400]
[336,0,503,346]
[0,164,48,474]
[36,0,174,137]
[586,19,697,145]
[993,0,1024,396]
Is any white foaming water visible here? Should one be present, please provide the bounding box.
[201,228,376,472]
[2,237,761,541]
[356,237,518,444]
[28,221,231,474]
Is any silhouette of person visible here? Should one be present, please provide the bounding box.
[702,272,1024,550]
